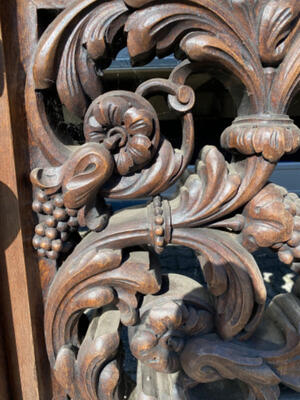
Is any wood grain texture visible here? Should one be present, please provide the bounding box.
[24,0,300,398]
[0,12,41,400]
[31,0,70,8]
[0,1,52,398]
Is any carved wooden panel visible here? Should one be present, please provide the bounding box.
[26,0,300,398]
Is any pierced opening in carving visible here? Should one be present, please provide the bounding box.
[28,1,300,399]
[41,87,84,145]
[37,8,62,38]
[159,245,205,285]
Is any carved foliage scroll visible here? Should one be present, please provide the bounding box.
[27,0,300,399]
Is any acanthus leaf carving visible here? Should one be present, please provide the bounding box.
[180,334,281,398]
[27,0,300,398]
[44,246,161,363]
[171,228,266,340]
[178,290,300,399]
[179,31,265,113]
[258,0,300,66]
[54,310,122,400]
[125,1,265,114]
[34,0,129,118]
[271,32,300,113]
[170,146,241,228]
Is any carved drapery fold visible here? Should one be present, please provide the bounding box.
[27,0,300,398]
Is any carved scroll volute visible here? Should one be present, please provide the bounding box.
[45,247,161,398]
[27,0,300,399]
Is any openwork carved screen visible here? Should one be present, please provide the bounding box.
[27,0,300,398]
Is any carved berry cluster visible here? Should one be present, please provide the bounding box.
[32,190,78,259]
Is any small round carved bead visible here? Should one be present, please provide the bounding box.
[57,221,68,232]
[45,216,57,228]
[40,237,52,251]
[155,226,164,236]
[278,248,294,265]
[155,215,164,225]
[154,207,163,216]
[52,239,63,252]
[32,235,41,249]
[155,236,164,248]
[32,189,79,260]
[36,190,48,204]
[35,223,45,236]
[42,201,54,215]
[53,207,67,221]
[53,195,64,208]
[32,200,42,213]
[153,197,161,208]
[151,196,166,254]
[67,216,78,228]
[45,227,57,240]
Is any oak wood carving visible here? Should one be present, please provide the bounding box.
[27,0,300,398]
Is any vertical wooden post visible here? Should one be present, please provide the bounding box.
[0,2,51,399]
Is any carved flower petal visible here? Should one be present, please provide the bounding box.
[124,107,154,137]
[128,134,152,165]
[95,97,129,127]
[115,148,134,176]
[84,116,107,142]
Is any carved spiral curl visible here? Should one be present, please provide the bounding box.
[27,0,300,399]
[84,91,160,176]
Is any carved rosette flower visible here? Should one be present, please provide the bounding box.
[221,115,300,162]
[84,91,160,176]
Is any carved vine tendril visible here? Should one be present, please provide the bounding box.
[27,0,300,399]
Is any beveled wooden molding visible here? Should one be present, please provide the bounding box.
[27,0,300,398]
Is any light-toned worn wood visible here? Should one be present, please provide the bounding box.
[31,0,69,8]
[0,328,10,399]
[0,3,51,399]
[0,20,40,400]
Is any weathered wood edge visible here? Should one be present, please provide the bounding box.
[0,1,52,399]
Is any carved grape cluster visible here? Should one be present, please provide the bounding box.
[32,190,78,259]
